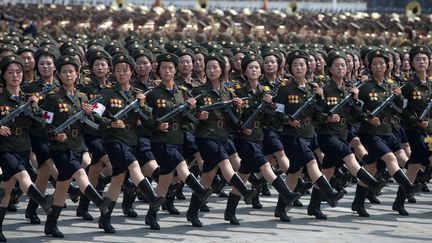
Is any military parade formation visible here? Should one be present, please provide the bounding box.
[0,2,431,242]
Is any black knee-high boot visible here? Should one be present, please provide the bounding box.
[137,179,165,211]
[392,186,409,216]
[67,184,80,203]
[351,184,370,217]
[186,193,203,227]
[314,175,344,206]
[83,185,111,214]
[44,205,64,238]
[307,187,327,220]
[76,192,93,220]
[145,202,161,230]
[224,193,241,225]
[272,176,301,206]
[25,199,41,224]
[393,169,421,198]
[151,167,160,183]
[356,168,387,195]
[27,184,52,214]
[122,179,138,218]
[229,173,258,204]
[0,207,7,242]
[98,201,116,233]
[162,195,180,215]
[184,174,213,202]
[274,195,290,222]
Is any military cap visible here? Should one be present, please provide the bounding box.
[0,54,25,72]
[0,44,17,54]
[192,46,208,56]
[286,50,309,67]
[164,42,185,54]
[35,45,61,61]
[87,49,112,67]
[156,53,180,66]
[17,45,37,55]
[205,52,226,67]
[409,45,431,63]
[175,48,195,61]
[149,46,167,54]
[326,50,348,68]
[218,48,233,58]
[107,45,128,56]
[131,48,153,63]
[231,46,249,55]
[241,53,263,71]
[261,48,282,62]
[112,53,135,68]
[61,46,83,62]
[367,49,389,69]
[55,55,80,71]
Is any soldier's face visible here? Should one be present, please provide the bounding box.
[233,53,245,71]
[205,60,222,81]
[370,57,387,77]
[59,64,77,87]
[346,55,354,72]
[291,58,307,78]
[159,61,176,82]
[315,54,325,72]
[92,59,110,78]
[194,54,205,73]
[308,55,316,72]
[114,63,133,84]
[3,63,23,88]
[264,55,278,75]
[330,58,347,79]
[20,51,35,72]
[412,53,429,72]
[402,54,411,72]
[224,56,231,75]
[135,56,152,77]
[244,61,261,81]
[178,55,193,75]
[37,56,55,78]
[354,55,361,70]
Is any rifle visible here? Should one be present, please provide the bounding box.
[329,81,365,115]
[199,96,250,126]
[289,93,318,121]
[156,92,207,125]
[112,89,152,121]
[0,85,55,126]
[370,84,406,117]
[51,95,102,135]
[419,99,432,121]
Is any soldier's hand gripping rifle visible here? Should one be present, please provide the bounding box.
[419,98,432,121]
[0,85,55,126]
[289,93,318,121]
[199,96,250,126]
[370,84,406,117]
[51,95,102,135]
[112,90,152,121]
[156,91,207,125]
[329,81,365,115]
[241,94,275,130]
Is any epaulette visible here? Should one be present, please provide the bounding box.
[105,82,113,88]
[82,76,92,85]
[263,85,271,93]
[387,78,394,84]
[234,82,242,90]
[178,85,188,91]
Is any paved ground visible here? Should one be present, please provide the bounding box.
[2,182,431,243]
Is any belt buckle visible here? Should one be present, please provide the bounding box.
[253,121,260,129]
[340,118,346,125]
[124,124,130,131]
[382,117,389,124]
[71,129,78,137]
[217,120,224,128]
[15,128,22,136]
[172,122,179,130]
[304,118,311,126]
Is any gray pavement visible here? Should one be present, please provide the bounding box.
[2,182,432,243]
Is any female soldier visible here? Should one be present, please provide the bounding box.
[357,49,421,215]
[95,53,164,234]
[186,52,257,227]
[0,55,53,242]
[316,51,386,218]
[22,46,62,225]
[398,46,432,215]
[145,53,213,230]
[76,49,113,221]
[273,50,343,221]
[42,55,112,238]
[225,53,300,225]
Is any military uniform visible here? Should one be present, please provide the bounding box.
[42,86,89,181]
[402,74,432,165]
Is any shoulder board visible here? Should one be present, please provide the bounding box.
[178,85,188,91]
[48,90,57,95]
[263,86,271,92]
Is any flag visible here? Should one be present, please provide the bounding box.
[92,103,106,116]
[42,110,54,124]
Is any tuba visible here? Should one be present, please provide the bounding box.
[406,1,421,18]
